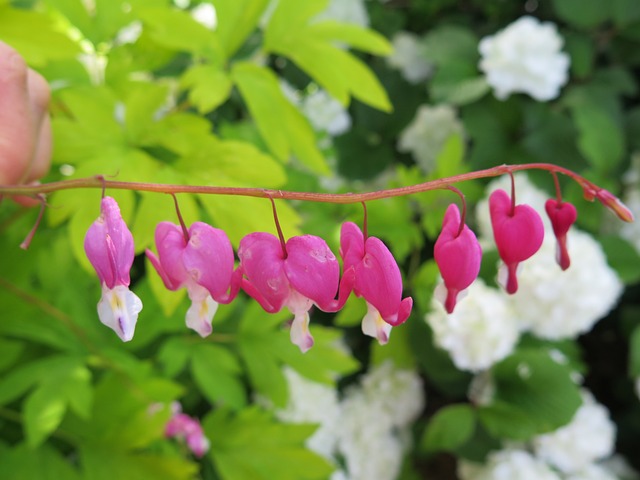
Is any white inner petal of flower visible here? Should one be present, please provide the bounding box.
[97,284,143,342]
[361,302,391,345]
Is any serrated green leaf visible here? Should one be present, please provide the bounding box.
[308,21,392,55]
[122,81,171,144]
[264,0,328,41]
[137,6,223,62]
[190,344,247,409]
[180,64,232,113]
[157,337,192,377]
[81,447,198,480]
[213,0,270,58]
[0,444,81,480]
[421,404,476,453]
[204,408,334,480]
[24,383,68,447]
[0,6,81,66]
[231,62,330,174]
[200,194,301,247]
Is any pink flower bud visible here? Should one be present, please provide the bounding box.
[434,204,482,313]
[238,232,340,352]
[84,197,142,341]
[489,189,544,294]
[339,222,413,344]
[146,221,239,337]
[545,199,577,270]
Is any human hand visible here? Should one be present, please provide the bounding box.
[0,40,52,204]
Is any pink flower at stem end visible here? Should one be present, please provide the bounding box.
[545,199,577,270]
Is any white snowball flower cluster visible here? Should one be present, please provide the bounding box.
[280,82,351,137]
[563,464,617,480]
[275,368,342,460]
[426,279,520,372]
[275,362,424,480]
[459,449,562,480]
[478,16,570,101]
[387,32,433,84]
[337,362,424,480]
[398,104,465,173]
[475,173,623,340]
[508,230,623,339]
[301,89,352,137]
[533,391,616,473]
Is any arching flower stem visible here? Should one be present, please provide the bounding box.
[0,163,633,222]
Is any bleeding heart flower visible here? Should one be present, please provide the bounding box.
[238,232,342,353]
[434,204,482,313]
[165,402,210,457]
[84,196,142,341]
[545,199,577,270]
[339,222,413,344]
[146,221,239,337]
[489,188,544,294]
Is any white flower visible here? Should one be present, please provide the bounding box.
[387,32,433,84]
[478,16,570,101]
[533,391,616,473]
[426,279,520,372]
[506,230,622,339]
[275,367,341,460]
[191,2,217,30]
[337,362,424,480]
[459,449,561,480]
[301,89,352,136]
[115,21,142,45]
[398,104,464,173]
[563,464,617,480]
[315,0,369,27]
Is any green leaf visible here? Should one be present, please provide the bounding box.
[0,6,81,66]
[0,338,24,372]
[308,21,392,55]
[157,337,192,377]
[24,383,68,448]
[264,0,391,112]
[199,193,302,248]
[599,235,640,284]
[231,62,330,174]
[487,348,582,438]
[570,99,625,170]
[205,408,334,480]
[213,0,270,58]
[552,0,610,29]
[81,447,198,480]
[0,444,81,480]
[180,64,233,113]
[137,6,224,62]
[477,401,541,441]
[420,404,476,453]
[190,344,247,409]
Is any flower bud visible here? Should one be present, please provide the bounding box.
[545,199,577,270]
